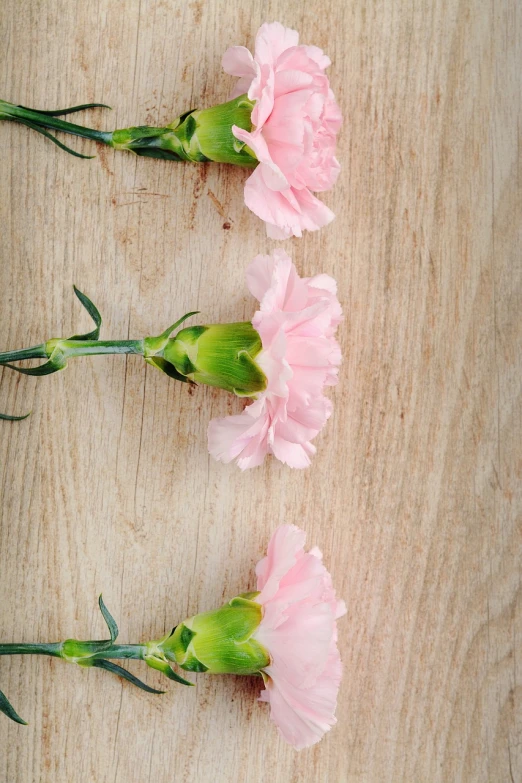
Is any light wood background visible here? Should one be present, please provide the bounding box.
[0,1,520,781]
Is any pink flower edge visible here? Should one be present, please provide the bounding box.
[254,525,346,749]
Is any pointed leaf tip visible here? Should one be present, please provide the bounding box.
[158,311,200,340]
[17,102,112,116]
[71,286,102,340]
[0,689,28,725]
[98,595,119,643]
[14,118,95,159]
[92,660,165,694]
[145,655,194,686]
[0,411,31,421]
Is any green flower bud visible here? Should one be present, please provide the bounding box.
[157,594,269,676]
[111,95,258,166]
[163,322,267,396]
[191,95,257,166]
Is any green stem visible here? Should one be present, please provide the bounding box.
[0,100,112,144]
[57,339,145,359]
[0,641,145,661]
[89,644,146,661]
[0,642,62,657]
[0,339,145,365]
[0,344,47,363]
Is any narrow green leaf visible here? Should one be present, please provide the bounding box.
[17,102,111,117]
[1,360,63,376]
[0,688,27,725]
[0,411,31,421]
[145,356,190,383]
[177,108,196,124]
[98,595,118,644]
[158,311,199,340]
[145,656,194,686]
[70,286,102,341]
[131,148,184,161]
[92,659,165,694]
[13,118,95,159]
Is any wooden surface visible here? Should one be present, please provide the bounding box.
[0,1,520,781]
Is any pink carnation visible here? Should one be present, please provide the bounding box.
[253,525,346,749]
[222,22,341,238]
[208,249,342,469]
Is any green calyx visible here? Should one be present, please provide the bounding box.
[191,95,257,166]
[110,95,257,166]
[155,594,269,676]
[163,322,267,396]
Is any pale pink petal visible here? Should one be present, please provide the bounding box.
[232,126,288,190]
[260,643,342,749]
[249,63,274,128]
[207,408,269,470]
[245,252,279,302]
[275,396,332,445]
[256,524,305,598]
[229,76,255,100]
[303,44,332,70]
[253,526,345,749]
[306,273,338,296]
[273,69,315,98]
[255,23,300,65]
[270,437,316,468]
[243,166,335,238]
[222,45,256,78]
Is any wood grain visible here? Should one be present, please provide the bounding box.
[0,1,520,781]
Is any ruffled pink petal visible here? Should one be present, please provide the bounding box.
[303,44,332,70]
[232,126,288,190]
[249,62,274,128]
[274,396,332,445]
[243,166,335,238]
[258,600,334,685]
[270,437,316,469]
[253,525,345,749]
[207,407,269,470]
[256,524,305,597]
[259,642,342,750]
[254,22,300,66]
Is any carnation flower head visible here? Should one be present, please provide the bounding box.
[160,525,346,750]
[254,525,347,749]
[208,248,342,469]
[223,22,342,238]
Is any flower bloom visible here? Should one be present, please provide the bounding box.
[162,525,346,749]
[208,249,342,469]
[253,525,346,749]
[223,22,342,238]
